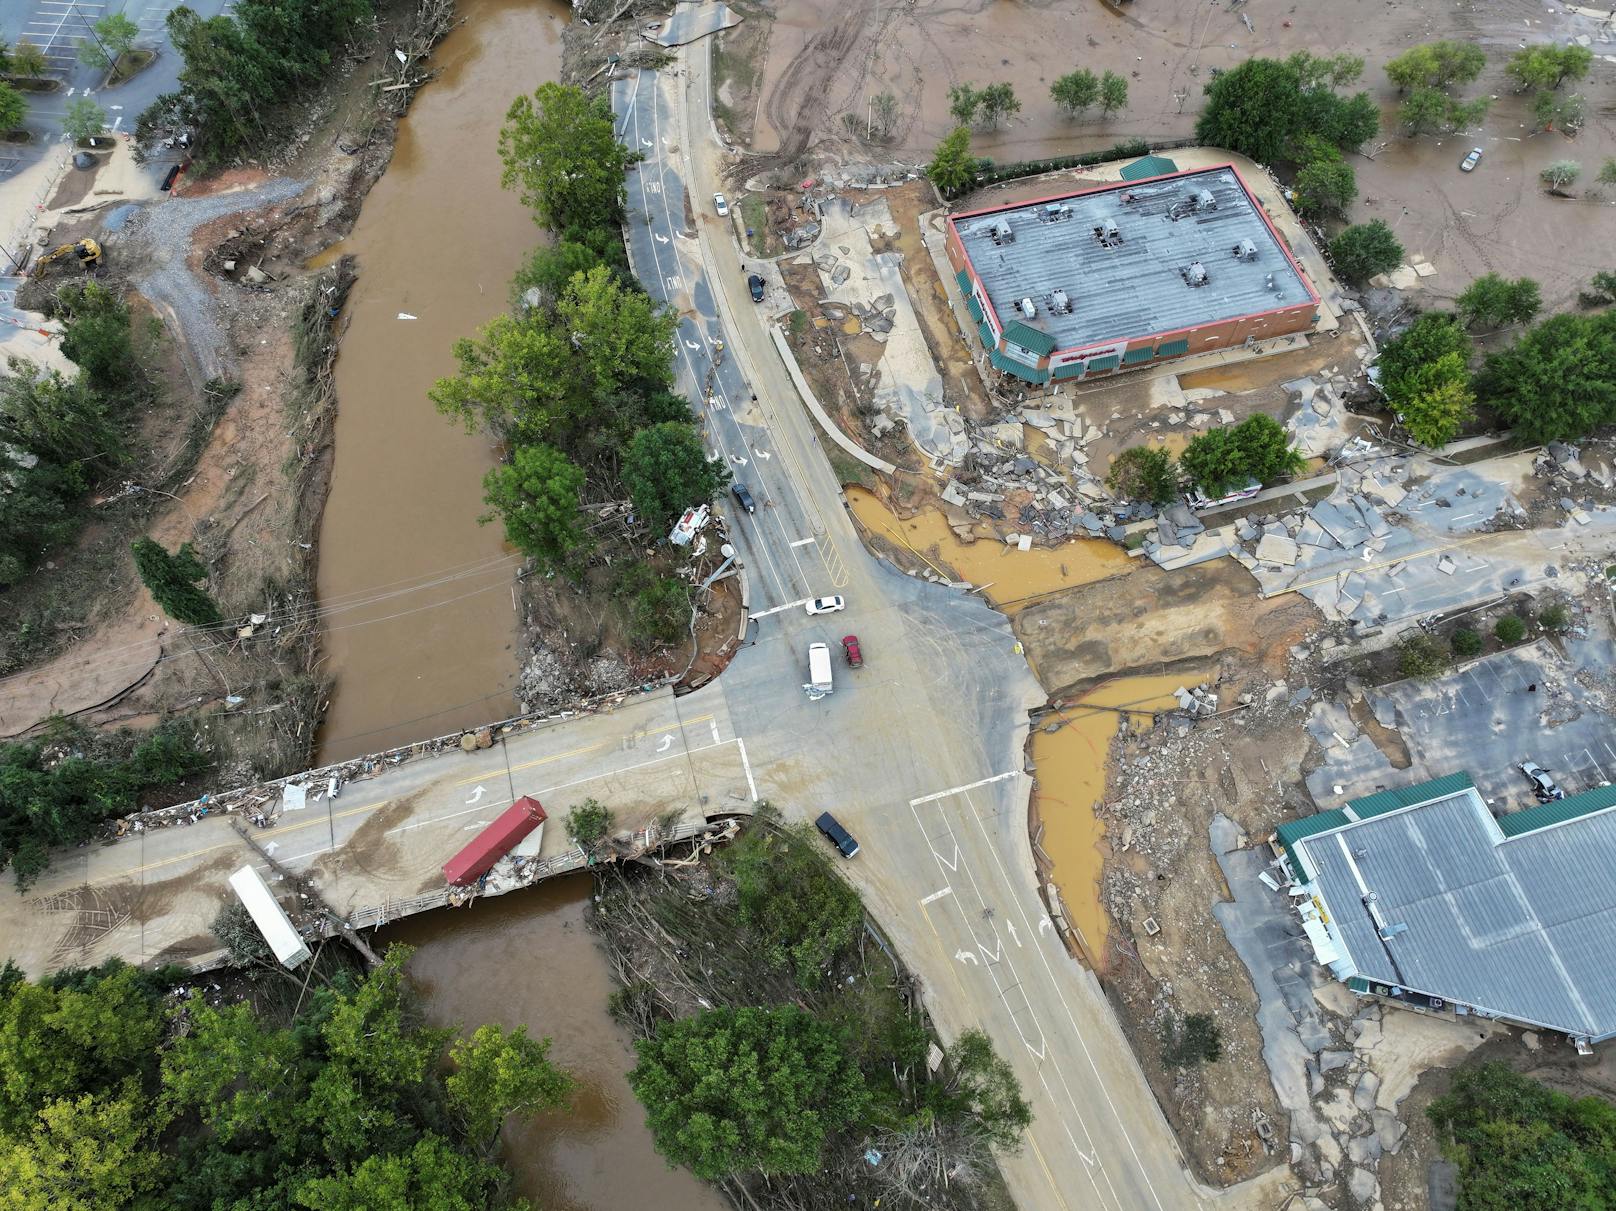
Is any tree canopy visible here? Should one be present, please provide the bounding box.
[622,421,729,532]
[1384,41,1486,91]
[480,443,590,570]
[925,126,976,196]
[1378,312,1475,447]
[1105,445,1179,505]
[1051,70,1099,116]
[131,538,222,627]
[1180,414,1303,496]
[629,1004,870,1181]
[1330,220,1404,284]
[1505,43,1593,92]
[1476,311,1616,444]
[1456,274,1542,330]
[499,82,638,233]
[1195,56,1377,164]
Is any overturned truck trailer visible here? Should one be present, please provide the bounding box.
[227,864,312,969]
[442,795,547,886]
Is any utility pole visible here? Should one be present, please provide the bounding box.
[73,3,113,68]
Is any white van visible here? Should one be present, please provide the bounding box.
[806,642,833,700]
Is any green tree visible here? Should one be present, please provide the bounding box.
[1384,41,1486,91]
[0,81,25,133]
[1195,56,1377,164]
[1098,70,1128,115]
[430,312,576,444]
[1399,88,1489,136]
[946,83,980,126]
[1397,632,1448,679]
[130,538,221,626]
[555,264,677,398]
[1600,158,1616,189]
[722,808,863,988]
[1495,614,1527,644]
[1397,352,1474,448]
[446,1025,573,1153]
[976,82,1019,129]
[622,420,728,531]
[1160,1013,1223,1068]
[56,281,135,390]
[78,12,139,70]
[1541,158,1581,192]
[563,798,614,851]
[499,82,637,233]
[1231,413,1304,484]
[1286,51,1364,89]
[630,574,690,649]
[1293,149,1356,217]
[1532,88,1586,133]
[1330,220,1403,284]
[0,1088,169,1209]
[62,97,108,144]
[1105,445,1179,505]
[1179,427,1249,497]
[925,125,976,196]
[1476,312,1616,443]
[1456,273,1542,330]
[1505,43,1593,92]
[930,1028,1033,1150]
[628,1005,869,1181]
[0,355,119,466]
[8,39,49,79]
[1538,603,1570,633]
[1584,270,1616,308]
[870,91,897,140]
[479,443,590,570]
[1378,312,1471,404]
[1050,69,1099,116]
[1451,628,1483,658]
[293,1135,501,1211]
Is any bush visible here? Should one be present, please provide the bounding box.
[1330,220,1404,284]
[1398,632,1448,679]
[564,798,615,850]
[1105,445,1179,505]
[1494,614,1527,645]
[1538,603,1570,633]
[1450,628,1483,658]
[130,538,222,627]
[1160,1013,1222,1068]
[630,574,690,650]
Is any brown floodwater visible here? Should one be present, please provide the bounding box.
[314,0,570,761]
[1030,673,1203,968]
[379,878,726,1211]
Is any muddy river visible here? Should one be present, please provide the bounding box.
[380,880,724,1211]
[314,0,570,762]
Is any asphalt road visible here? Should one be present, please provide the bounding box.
[0,43,1243,1211]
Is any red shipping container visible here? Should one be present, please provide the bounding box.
[443,795,546,885]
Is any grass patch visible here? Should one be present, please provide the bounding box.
[106,48,155,87]
[824,444,876,490]
[740,194,768,257]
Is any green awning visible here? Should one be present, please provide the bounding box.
[1000,320,1057,357]
[989,349,1048,383]
[1086,354,1121,373]
[977,320,996,349]
[1119,155,1179,182]
[1052,362,1086,381]
[1156,337,1190,358]
[1123,345,1156,365]
[966,295,984,323]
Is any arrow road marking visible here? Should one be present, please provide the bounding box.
[654,233,669,244]
[954,950,978,966]
[464,785,487,806]
[656,734,673,753]
[753,448,771,460]
[978,937,1002,964]
[1039,917,1054,934]
[1008,922,1021,947]
[932,842,959,872]
[920,886,952,906]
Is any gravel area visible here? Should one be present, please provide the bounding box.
[123,178,308,382]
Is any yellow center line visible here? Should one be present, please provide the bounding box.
[88,713,722,884]
[1027,1135,1075,1211]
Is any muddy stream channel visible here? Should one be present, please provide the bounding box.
[314,0,568,763]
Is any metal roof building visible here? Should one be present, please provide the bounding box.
[1277,774,1616,1045]
[944,162,1320,386]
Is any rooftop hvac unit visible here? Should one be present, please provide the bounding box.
[1197,188,1217,211]
[1233,237,1257,261]
[1051,289,1071,314]
[1043,203,1070,221]
[1183,261,1208,287]
[1018,296,1036,319]
[991,218,1014,244]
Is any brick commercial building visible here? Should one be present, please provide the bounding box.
[945,161,1320,386]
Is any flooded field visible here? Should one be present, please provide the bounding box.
[380,879,724,1211]
[1030,673,1202,967]
[314,0,568,761]
[846,486,1129,607]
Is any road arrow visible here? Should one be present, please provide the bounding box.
[753,448,771,460]
[1008,922,1021,947]
[1024,1037,1046,1060]
[954,950,979,966]
[464,785,487,806]
[654,233,669,244]
[656,734,673,753]
[932,842,959,872]
[1039,917,1054,935]
[978,937,1002,964]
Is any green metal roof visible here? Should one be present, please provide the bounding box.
[966,295,983,323]
[956,269,972,294]
[1052,361,1086,381]
[1157,337,1190,358]
[1086,354,1121,372]
[1123,345,1156,364]
[989,349,1048,383]
[1000,321,1057,357]
[976,320,996,349]
[1119,155,1179,182]
[1499,782,1616,838]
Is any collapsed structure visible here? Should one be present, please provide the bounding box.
[1275,773,1616,1048]
[946,162,1319,386]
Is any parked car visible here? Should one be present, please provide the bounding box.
[1460,148,1483,173]
[713,192,729,216]
[1520,760,1565,801]
[748,273,765,302]
[731,481,757,514]
[841,634,863,667]
[815,811,860,858]
[806,595,845,615]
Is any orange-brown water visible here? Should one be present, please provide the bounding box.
[313,0,569,761]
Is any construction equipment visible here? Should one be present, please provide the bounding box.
[31,238,102,275]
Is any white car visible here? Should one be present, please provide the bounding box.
[713,193,729,216]
[1460,148,1482,173]
[805,595,845,615]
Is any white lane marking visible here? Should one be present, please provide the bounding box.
[789,537,816,548]
[709,719,720,744]
[910,770,1018,806]
[656,733,673,753]
[920,886,952,906]
[749,597,810,619]
[736,736,758,802]
[464,785,486,805]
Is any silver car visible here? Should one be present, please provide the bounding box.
[1519,760,1564,801]
[1460,148,1483,172]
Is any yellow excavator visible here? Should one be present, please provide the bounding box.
[31,238,103,275]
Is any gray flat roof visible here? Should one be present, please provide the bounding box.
[1296,787,1616,1040]
[952,166,1315,354]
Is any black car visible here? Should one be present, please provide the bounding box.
[748,273,765,302]
[815,812,859,858]
[731,481,757,514]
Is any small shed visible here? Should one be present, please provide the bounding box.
[1119,155,1180,182]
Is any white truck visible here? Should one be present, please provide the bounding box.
[805,641,833,700]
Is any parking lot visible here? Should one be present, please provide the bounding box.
[1307,637,1616,814]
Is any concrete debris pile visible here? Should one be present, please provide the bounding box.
[1284,370,1357,459]
[943,399,1114,536]
[1173,684,1219,717]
